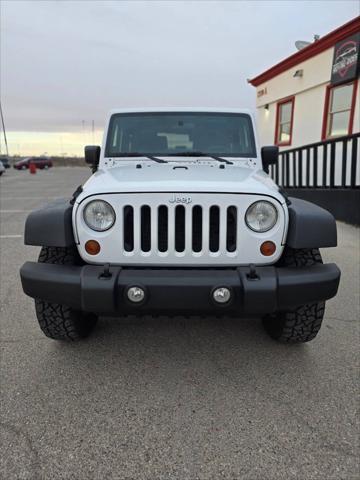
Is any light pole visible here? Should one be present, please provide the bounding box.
[0,101,9,156]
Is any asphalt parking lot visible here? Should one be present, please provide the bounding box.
[0,167,359,480]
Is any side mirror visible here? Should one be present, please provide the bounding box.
[85,145,100,171]
[261,146,278,174]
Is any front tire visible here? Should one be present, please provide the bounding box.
[34,246,97,341]
[262,248,325,343]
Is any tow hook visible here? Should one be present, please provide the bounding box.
[247,263,259,280]
[99,263,112,279]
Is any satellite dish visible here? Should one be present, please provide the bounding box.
[295,40,311,51]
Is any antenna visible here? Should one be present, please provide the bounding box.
[295,40,311,51]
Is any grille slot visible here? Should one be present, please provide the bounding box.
[226,206,237,252]
[123,206,134,252]
[175,205,185,252]
[158,205,168,252]
[209,206,220,252]
[192,206,202,252]
[141,206,151,252]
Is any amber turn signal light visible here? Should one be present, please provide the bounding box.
[85,240,101,255]
[260,241,276,256]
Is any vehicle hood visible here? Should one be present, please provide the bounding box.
[78,163,285,204]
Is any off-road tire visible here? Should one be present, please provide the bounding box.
[262,247,325,343]
[34,246,97,341]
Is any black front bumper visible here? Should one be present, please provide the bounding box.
[20,262,341,316]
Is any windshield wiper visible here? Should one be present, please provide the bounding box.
[166,152,233,165]
[115,153,168,163]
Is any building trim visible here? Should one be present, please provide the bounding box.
[321,84,332,141]
[274,96,295,147]
[249,16,360,87]
[349,79,359,135]
[321,79,358,141]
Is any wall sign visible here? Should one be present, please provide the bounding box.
[257,87,267,98]
[331,32,360,85]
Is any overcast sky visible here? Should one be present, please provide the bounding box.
[0,0,359,155]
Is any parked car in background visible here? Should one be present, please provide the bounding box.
[14,157,53,170]
[0,160,5,176]
[0,155,10,168]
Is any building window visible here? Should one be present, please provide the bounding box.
[274,97,295,146]
[322,80,358,140]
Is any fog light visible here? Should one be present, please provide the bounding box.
[127,286,145,303]
[260,241,276,256]
[213,287,231,304]
[85,240,101,255]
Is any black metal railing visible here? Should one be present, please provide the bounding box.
[270,132,360,189]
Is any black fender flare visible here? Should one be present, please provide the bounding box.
[286,197,337,249]
[24,199,75,247]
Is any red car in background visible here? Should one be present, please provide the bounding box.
[14,157,53,170]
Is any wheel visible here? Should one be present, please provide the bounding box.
[262,248,325,343]
[44,165,49,169]
[22,165,27,170]
[34,246,97,341]
[0,172,3,176]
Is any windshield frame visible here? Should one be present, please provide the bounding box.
[104,112,257,159]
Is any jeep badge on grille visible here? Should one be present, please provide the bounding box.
[169,194,192,204]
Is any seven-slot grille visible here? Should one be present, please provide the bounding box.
[77,193,285,265]
[122,204,238,255]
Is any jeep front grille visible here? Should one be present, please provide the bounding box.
[122,204,238,255]
[76,193,286,266]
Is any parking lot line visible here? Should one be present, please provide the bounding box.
[0,234,22,238]
[0,210,32,213]
[0,197,53,200]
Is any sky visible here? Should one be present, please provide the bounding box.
[1,0,359,156]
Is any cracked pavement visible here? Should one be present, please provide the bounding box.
[0,167,359,479]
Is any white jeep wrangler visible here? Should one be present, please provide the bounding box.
[21,108,340,343]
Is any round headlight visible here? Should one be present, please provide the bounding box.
[83,200,115,231]
[245,201,278,232]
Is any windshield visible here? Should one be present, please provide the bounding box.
[105,112,256,158]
